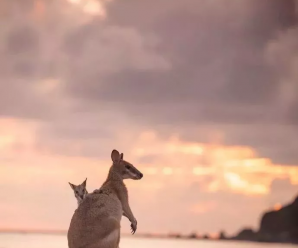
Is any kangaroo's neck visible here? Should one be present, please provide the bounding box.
[105,167,123,185]
[102,167,127,197]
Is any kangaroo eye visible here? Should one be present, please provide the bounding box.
[125,165,131,169]
[75,191,78,194]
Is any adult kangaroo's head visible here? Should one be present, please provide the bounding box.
[111,149,143,180]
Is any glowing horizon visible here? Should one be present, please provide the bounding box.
[1,117,297,234]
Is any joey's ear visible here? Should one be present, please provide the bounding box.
[120,153,123,160]
[82,178,87,187]
[69,182,75,190]
[111,149,121,163]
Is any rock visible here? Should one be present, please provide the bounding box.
[202,234,209,239]
[219,230,226,240]
[234,228,257,241]
[259,195,298,243]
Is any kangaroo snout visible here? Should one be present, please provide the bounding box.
[135,172,143,180]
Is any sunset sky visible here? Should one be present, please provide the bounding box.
[1,0,298,236]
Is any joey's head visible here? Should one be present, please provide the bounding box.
[111,149,143,180]
[68,178,88,204]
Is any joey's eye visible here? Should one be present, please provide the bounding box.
[75,191,78,194]
[125,165,131,169]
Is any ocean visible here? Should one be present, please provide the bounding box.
[1,234,298,248]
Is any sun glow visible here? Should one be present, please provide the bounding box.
[66,0,111,17]
[33,0,45,19]
[1,123,298,231]
[0,119,37,153]
[131,131,298,195]
[224,172,269,195]
[163,167,173,175]
[273,203,282,211]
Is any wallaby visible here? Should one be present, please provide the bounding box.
[67,149,143,248]
[69,178,88,206]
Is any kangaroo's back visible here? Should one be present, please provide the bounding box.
[68,192,122,248]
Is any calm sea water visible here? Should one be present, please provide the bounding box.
[1,233,298,248]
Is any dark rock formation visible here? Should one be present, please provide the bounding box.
[202,234,209,239]
[188,232,197,239]
[219,230,226,240]
[234,228,257,241]
[259,196,298,243]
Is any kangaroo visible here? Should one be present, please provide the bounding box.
[67,149,143,248]
[69,178,88,206]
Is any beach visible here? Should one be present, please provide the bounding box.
[1,233,298,248]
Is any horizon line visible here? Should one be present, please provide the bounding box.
[0,228,222,238]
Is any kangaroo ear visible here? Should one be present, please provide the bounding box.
[120,153,123,160]
[82,178,87,187]
[69,182,75,190]
[111,149,121,163]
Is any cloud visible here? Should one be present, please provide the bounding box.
[265,26,298,124]
[60,0,298,164]
[1,121,298,234]
[1,0,298,165]
[0,0,170,120]
[0,0,172,158]
[268,178,298,205]
[99,0,295,117]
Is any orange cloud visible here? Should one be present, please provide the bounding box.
[131,131,298,196]
[1,122,298,195]
[0,121,298,232]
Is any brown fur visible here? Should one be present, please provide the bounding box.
[67,149,143,248]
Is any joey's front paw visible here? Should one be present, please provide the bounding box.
[130,219,137,234]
